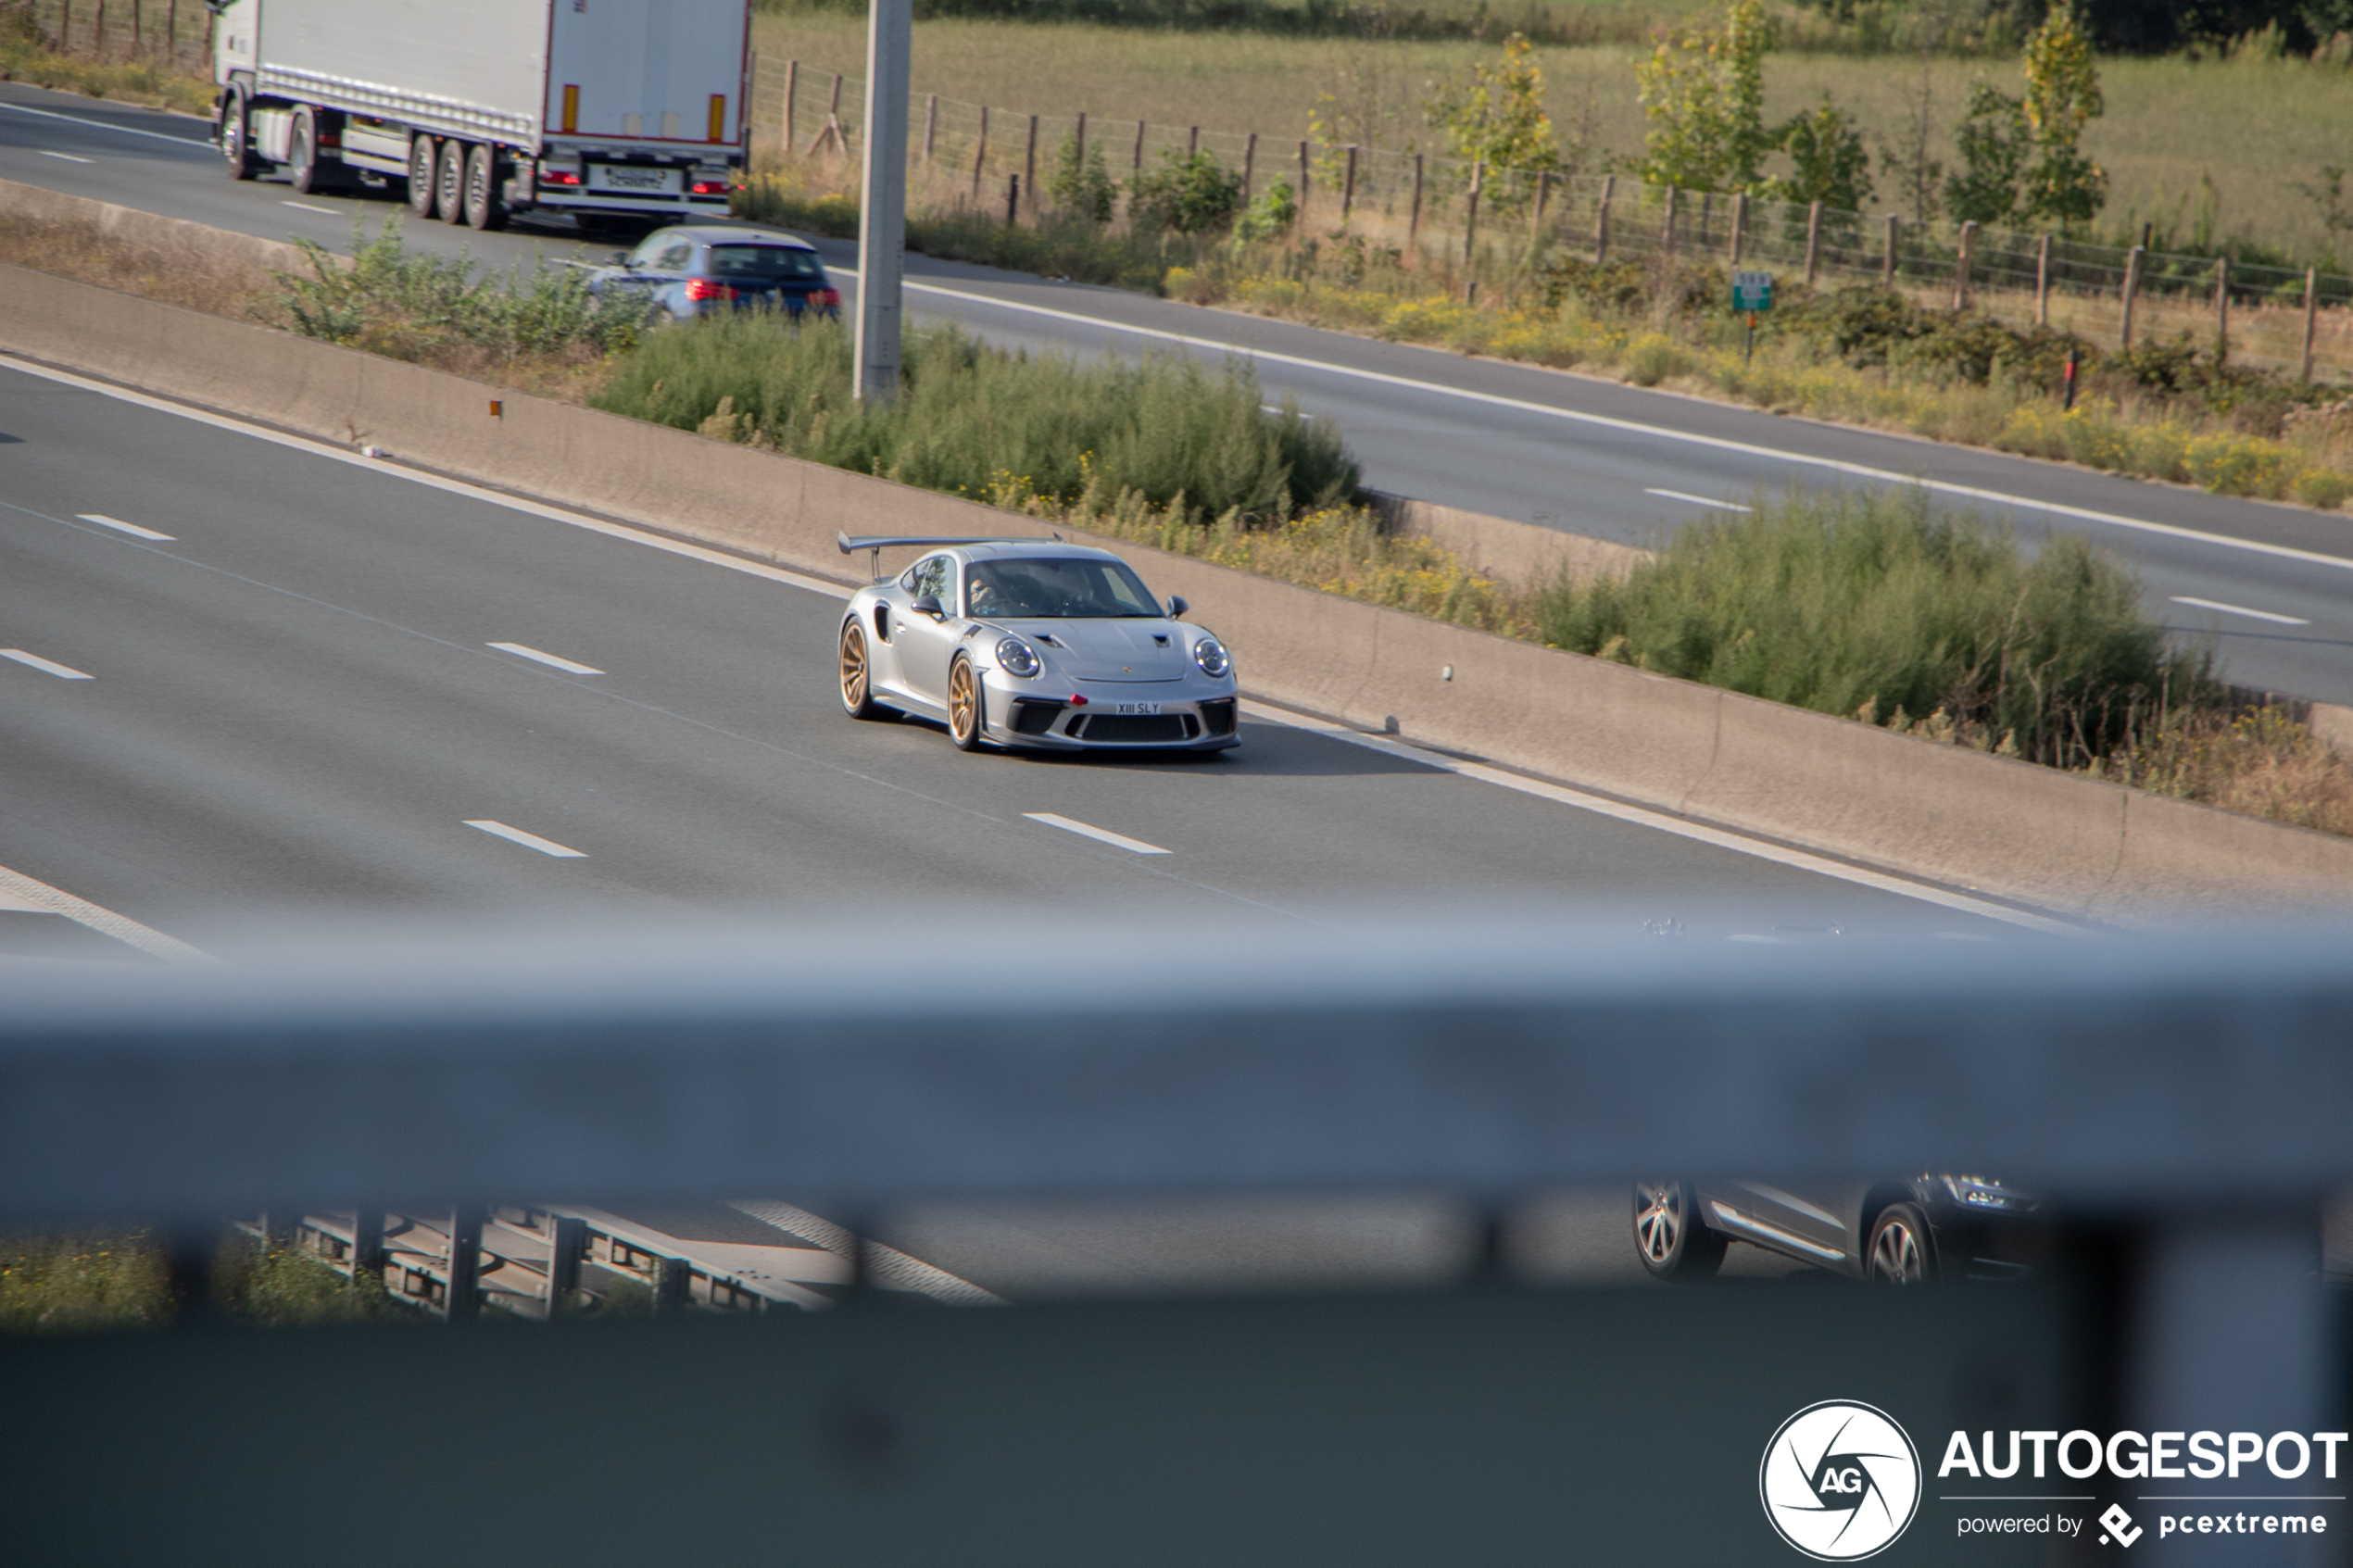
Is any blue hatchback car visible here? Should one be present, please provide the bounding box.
[587,224,841,324]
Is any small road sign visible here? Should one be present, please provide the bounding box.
[1733,270,1774,312]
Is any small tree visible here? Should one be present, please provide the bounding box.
[1235,177,1299,243]
[1877,58,1944,224]
[1425,31,1559,197]
[1126,148,1244,235]
[1047,132,1117,224]
[1766,94,1872,211]
[1629,0,1775,194]
[1944,84,2029,225]
[2018,4,2107,229]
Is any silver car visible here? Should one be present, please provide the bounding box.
[836,533,1241,752]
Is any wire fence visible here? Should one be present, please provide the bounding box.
[16,0,214,71]
[754,56,2353,385]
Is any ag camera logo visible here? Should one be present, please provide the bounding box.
[1761,1400,1923,1561]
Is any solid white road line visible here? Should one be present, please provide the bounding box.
[0,99,215,147]
[2168,596,2311,626]
[465,820,587,858]
[77,511,174,540]
[281,200,340,215]
[0,862,211,964]
[487,641,604,674]
[1,647,93,679]
[1024,812,1172,855]
[38,149,93,164]
[0,354,2095,927]
[1645,488,1753,513]
[1237,698,2086,935]
[864,273,2353,576]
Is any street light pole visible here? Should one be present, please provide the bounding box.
[854,0,911,404]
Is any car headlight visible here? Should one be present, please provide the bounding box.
[995,636,1042,679]
[1941,1175,2033,1211]
[1191,634,1230,678]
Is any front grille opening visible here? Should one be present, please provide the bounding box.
[1010,700,1063,736]
[1200,698,1237,736]
[1076,713,1190,743]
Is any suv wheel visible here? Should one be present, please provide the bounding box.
[1634,1182,1726,1281]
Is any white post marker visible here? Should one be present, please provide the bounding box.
[853,0,912,405]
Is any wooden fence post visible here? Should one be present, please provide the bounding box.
[1882,214,1898,283]
[1465,160,1483,268]
[1409,153,1424,243]
[1954,220,1977,310]
[1530,169,1550,247]
[1341,144,1357,222]
[2120,245,2144,349]
[2214,255,2231,363]
[1241,132,1255,203]
[1297,139,1310,220]
[923,94,937,166]
[94,0,106,59]
[1023,113,1038,215]
[782,60,798,158]
[1728,192,1745,267]
[1803,200,1821,285]
[1006,172,1019,226]
[1132,119,1146,173]
[1188,126,1199,157]
[1594,173,1613,263]
[2036,234,2052,326]
[2303,267,2320,384]
[1072,110,1085,193]
[166,0,176,65]
[970,105,988,202]
[1661,185,1677,260]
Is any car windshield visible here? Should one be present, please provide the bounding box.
[706,245,824,282]
[965,558,1160,619]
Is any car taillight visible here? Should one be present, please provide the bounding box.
[683,278,736,302]
[813,287,841,307]
[542,169,582,186]
[689,179,730,195]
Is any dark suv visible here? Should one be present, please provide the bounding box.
[1633,1177,2045,1283]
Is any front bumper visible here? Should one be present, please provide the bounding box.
[1926,1201,2050,1281]
[983,681,1239,750]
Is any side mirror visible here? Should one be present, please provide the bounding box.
[910,594,944,618]
[1164,595,1188,620]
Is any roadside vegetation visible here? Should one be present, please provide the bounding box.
[0,1227,171,1331]
[0,2,214,115]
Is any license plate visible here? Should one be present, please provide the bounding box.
[1114,702,1162,716]
[589,164,680,194]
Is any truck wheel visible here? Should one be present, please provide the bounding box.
[407,135,439,219]
[218,88,258,181]
[436,139,469,225]
[461,143,508,232]
[287,108,333,196]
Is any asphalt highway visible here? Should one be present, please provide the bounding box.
[3,82,2350,706]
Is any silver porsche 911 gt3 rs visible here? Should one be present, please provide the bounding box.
[835,533,1241,752]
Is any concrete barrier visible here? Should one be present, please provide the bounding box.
[0,177,315,277]
[4,257,2349,922]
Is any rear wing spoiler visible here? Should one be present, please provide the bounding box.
[837,531,1062,582]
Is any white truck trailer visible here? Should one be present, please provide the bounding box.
[210,0,752,232]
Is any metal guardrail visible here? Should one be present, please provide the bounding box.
[2,917,2346,1566]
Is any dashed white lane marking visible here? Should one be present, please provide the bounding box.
[281,200,341,215]
[464,820,586,858]
[1024,812,1171,855]
[0,862,211,964]
[38,150,93,164]
[1238,699,2085,936]
[1645,488,1753,513]
[0,100,214,147]
[1,648,93,679]
[488,641,604,674]
[77,511,174,541]
[2,355,2092,929]
[2169,596,2311,626]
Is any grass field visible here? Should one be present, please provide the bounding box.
[751,12,2353,264]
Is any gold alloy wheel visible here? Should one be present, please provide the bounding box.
[839,620,870,713]
[949,658,980,748]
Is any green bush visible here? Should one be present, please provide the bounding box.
[1046,132,1119,223]
[211,1234,411,1327]
[594,317,1358,521]
[1126,148,1245,235]
[1532,486,2211,768]
[0,1228,170,1332]
[1233,177,1299,243]
[272,219,649,361]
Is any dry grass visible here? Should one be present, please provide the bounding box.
[0,214,271,315]
[752,13,2353,265]
[2090,705,2353,834]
